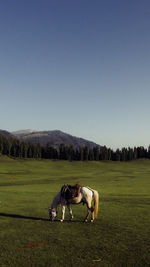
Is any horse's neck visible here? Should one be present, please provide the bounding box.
[51,192,61,209]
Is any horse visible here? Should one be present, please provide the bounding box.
[48,184,99,222]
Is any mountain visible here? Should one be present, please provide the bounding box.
[12,130,100,149]
[12,129,36,137]
[0,129,15,138]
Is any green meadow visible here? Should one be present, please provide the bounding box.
[0,156,150,266]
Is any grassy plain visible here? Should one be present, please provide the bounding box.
[0,156,150,266]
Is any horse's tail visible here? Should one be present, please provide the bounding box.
[93,190,99,218]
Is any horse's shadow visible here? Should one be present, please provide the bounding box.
[0,213,82,222]
[0,212,49,221]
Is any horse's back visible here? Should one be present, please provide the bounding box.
[61,183,81,200]
[81,186,93,199]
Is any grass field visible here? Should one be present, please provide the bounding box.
[0,156,150,266]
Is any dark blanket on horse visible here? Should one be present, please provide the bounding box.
[61,184,81,200]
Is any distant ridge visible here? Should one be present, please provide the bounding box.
[0,129,14,138]
[12,129,36,136]
[11,129,100,149]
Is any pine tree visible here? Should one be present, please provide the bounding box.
[93,146,99,161]
[148,146,150,159]
[0,135,3,154]
[107,148,112,160]
[128,147,134,161]
[116,149,121,161]
[121,148,127,161]
[88,149,94,160]
[28,146,33,158]
[79,147,84,161]
[68,145,74,161]
[133,147,137,160]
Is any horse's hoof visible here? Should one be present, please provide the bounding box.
[60,219,63,222]
[84,220,88,223]
[90,219,94,222]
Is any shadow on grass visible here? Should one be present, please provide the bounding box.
[0,213,82,223]
[0,212,49,221]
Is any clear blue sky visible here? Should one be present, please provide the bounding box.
[0,0,150,149]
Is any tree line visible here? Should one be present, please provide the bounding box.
[0,133,150,161]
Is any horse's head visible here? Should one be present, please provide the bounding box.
[49,207,57,221]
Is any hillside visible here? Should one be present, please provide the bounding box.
[0,129,14,139]
[12,130,100,149]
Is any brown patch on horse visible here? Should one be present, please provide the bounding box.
[61,183,82,200]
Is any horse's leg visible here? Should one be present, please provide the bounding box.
[84,208,90,222]
[90,207,95,222]
[60,205,65,222]
[84,199,94,222]
[67,204,74,221]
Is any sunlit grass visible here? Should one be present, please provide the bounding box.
[0,156,150,266]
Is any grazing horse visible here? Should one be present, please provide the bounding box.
[48,184,99,222]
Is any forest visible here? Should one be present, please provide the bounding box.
[0,133,150,161]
